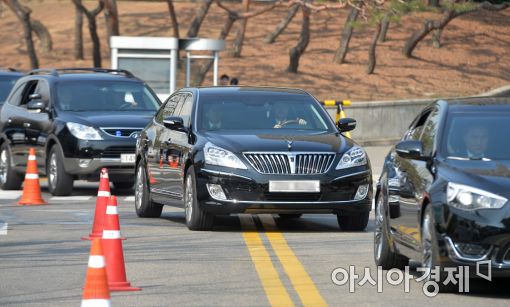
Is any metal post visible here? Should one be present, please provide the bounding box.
[111,47,118,69]
[170,48,177,94]
[186,51,191,87]
[213,51,219,86]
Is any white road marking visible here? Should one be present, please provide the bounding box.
[0,191,23,200]
[123,196,135,202]
[50,196,92,201]
[0,223,8,235]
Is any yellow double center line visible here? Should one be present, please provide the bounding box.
[240,214,327,307]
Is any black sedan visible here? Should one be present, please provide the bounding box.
[374,97,510,290]
[135,87,372,231]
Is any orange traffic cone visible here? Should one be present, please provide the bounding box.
[169,156,179,168]
[82,168,111,240]
[102,196,141,292]
[18,148,47,206]
[159,156,163,168]
[148,170,157,185]
[82,238,111,307]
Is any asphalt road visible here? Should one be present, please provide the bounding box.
[0,146,508,306]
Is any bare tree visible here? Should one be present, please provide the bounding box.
[31,20,53,53]
[404,1,510,58]
[333,2,361,64]
[367,22,382,74]
[2,0,39,68]
[103,0,119,40]
[264,3,299,44]
[187,0,213,37]
[166,0,179,38]
[378,16,389,42]
[72,0,105,67]
[230,0,250,57]
[73,0,84,60]
[287,4,310,73]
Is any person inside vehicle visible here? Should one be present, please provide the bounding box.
[206,104,223,130]
[463,125,489,159]
[57,86,74,110]
[219,74,230,86]
[272,103,307,128]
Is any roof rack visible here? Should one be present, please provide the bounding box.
[27,68,134,78]
[0,68,21,72]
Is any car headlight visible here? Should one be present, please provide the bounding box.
[66,122,103,140]
[447,182,507,210]
[336,146,367,169]
[204,142,247,169]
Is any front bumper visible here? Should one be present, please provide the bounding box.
[63,157,135,181]
[195,166,373,214]
[436,204,510,277]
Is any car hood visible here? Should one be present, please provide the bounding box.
[201,130,352,153]
[440,159,510,196]
[58,111,155,128]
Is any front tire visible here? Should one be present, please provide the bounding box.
[184,168,214,231]
[337,211,369,231]
[135,162,162,218]
[374,192,408,269]
[0,143,22,190]
[47,146,73,196]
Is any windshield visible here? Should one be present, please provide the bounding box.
[0,76,21,101]
[443,112,510,161]
[197,92,335,132]
[55,80,160,112]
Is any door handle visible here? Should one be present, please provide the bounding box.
[23,122,31,128]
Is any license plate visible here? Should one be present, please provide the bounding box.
[269,180,320,193]
[120,154,136,164]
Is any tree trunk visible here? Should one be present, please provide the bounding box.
[428,0,440,7]
[287,5,310,73]
[379,16,389,43]
[166,0,179,38]
[74,0,84,60]
[403,10,455,58]
[432,29,442,48]
[2,0,39,68]
[367,22,382,75]
[103,0,119,49]
[230,0,250,58]
[264,3,299,44]
[31,19,52,53]
[72,0,104,67]
[333,3,360,64]
[187,0,213,37]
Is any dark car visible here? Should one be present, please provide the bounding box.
[374,97,510,289]
[0,68,23,104]
[0,68,161,195]
[135,87,372,231]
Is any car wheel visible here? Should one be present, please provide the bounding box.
[0,143,22,190]
[134,162,162,218]
[113,181,135,190]
[422,205,457,293]
[374,192,408,269]
[337,211,369,231]
[47,146,73,196]
[278,214,302,219]
[184,168,214,231]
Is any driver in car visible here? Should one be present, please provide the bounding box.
[272,103,307,128]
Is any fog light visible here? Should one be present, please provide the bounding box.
[79,159,91,168]
[206,184,227,200]
[455,242,489,257]
[354,184,369,201]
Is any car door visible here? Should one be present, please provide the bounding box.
[160,92,194,199]
[1,79,39,167]
[22,79,53,171]
[148,93,181,198]
[391,108,433,250]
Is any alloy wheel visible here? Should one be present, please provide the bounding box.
[48,153,58,189]
[422,212,433,279]
[0,149,7,184]
[135,165,144,210]
[185,175,193,223]
[374,195,384,262]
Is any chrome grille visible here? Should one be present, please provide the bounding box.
[244,152,335,175]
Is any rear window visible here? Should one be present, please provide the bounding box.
[55,80,160,112]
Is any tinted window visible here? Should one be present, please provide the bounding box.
[403,110,431,141]
[155,93,181,123]
[55,80,160,112]
[178,94,193,127]
[0,76,20,101]
[420,107,440,156]
[196,92,334,132]
[6,83,25,106]
[442,112,510,160]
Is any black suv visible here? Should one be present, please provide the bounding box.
[0,68,161,195]
[0,68,23,104]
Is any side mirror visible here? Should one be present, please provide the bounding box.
[29,93,42,101]
[395,140,428,161]
[337,117,356,132]
[27,99,47,111]
[163,116,185,131]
